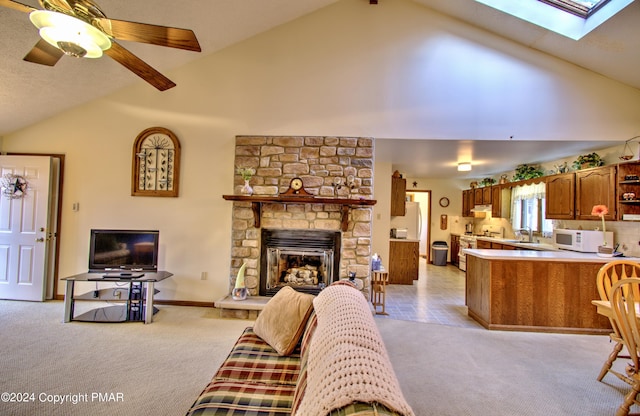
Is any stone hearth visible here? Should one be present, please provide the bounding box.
[226,135,375,301]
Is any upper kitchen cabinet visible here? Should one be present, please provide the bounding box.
[474,187,491,205]
[575,165,616,220]
[491,185,511,218]
[462,189,474,217]
[546,172,575,220]
[391,172,406,216]
[617,161,640,221]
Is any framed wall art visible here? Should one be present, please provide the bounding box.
[131,127,181,197]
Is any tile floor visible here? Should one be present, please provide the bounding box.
[374,257,482,328]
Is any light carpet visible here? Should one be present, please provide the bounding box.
[376,318,633,415]
[0,300,249,416]
[0,300,635,416]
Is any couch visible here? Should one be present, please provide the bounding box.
[186,282,414,416]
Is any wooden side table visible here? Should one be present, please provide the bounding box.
[371,270,389,315]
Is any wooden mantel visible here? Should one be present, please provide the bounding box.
[222,195,377,231]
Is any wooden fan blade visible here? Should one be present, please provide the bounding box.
[0,0,36,13]
[23,39,64,66]
[104,41,176,91]
[94,18,201,52]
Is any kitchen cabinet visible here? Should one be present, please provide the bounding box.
[464,186,508,218]
[617,160,640,221]
[476,240,527,250]
[546,172,575,219]
[483,187,492,204]
[462,189,474,217]
[391,175,406,216]
[491,185,511,218]
[474,187,491,205]
[474,188,483,205]
[450,235,460,267]
[575,166,616,220]
[476,240,492,249]
[389,240,419,284]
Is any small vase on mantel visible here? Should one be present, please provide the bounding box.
[240,179,253,196]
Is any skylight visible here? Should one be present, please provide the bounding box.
[539,0,609,18]
[475,0,633,40]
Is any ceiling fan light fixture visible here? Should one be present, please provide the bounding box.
[458,162,472,172]
[29,10,111,59]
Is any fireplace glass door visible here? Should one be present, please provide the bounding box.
[266,247,334,295]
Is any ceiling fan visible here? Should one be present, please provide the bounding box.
[0,0,201,91]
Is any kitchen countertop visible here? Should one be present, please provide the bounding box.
[464,248,638,263]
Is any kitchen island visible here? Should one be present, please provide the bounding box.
[463,249,631,335]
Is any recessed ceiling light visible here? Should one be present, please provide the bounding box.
[458,162,472,171]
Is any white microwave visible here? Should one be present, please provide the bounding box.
[553,229,613,253]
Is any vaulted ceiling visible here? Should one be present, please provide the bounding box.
[1,0,638,178]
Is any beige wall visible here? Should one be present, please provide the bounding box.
[3,0,640,302]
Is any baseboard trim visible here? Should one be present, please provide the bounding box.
[155,300,215,308]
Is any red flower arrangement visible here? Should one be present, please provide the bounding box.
[591,205,608,246]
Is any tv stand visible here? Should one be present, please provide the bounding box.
[62,271,173,324]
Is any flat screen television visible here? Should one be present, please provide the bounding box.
[88,229,159,272]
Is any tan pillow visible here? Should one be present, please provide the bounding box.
[253,286,315,356]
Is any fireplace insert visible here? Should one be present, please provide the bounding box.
[260,229,341,296]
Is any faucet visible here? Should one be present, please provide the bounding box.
[517,227,533,242]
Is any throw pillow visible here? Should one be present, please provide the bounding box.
[253,286,315,356]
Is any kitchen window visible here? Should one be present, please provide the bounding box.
[511,183,553,237]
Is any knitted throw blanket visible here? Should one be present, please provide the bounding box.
[295,285,415,416]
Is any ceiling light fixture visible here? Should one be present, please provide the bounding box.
[29,10,111,58]
[458,162,472,172]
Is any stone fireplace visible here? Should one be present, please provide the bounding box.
[226,135,375,299]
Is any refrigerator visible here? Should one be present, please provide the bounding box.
[390,201,422,244]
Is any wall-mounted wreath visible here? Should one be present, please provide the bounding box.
[1,173,28,199]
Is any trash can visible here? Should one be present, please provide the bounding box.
[432,241,448,266]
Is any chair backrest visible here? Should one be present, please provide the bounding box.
[596,260,640,302]
[611,277,640,374]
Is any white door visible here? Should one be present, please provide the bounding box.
[0,156,52,301]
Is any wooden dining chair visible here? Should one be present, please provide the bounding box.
[595,260,640,383]
[610,277,640,416]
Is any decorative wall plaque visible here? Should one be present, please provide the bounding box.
[132,127,181,197]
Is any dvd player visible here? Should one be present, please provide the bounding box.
[102,272,145,279]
